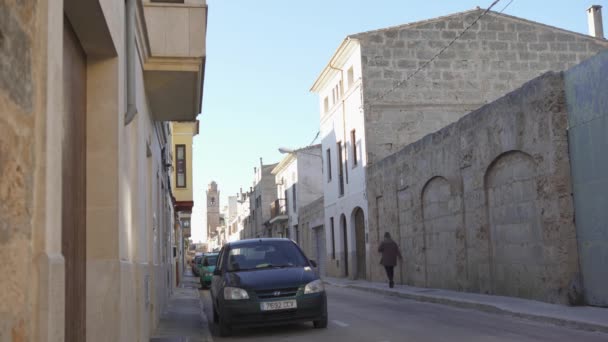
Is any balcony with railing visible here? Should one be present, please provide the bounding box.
[269,199,288,224]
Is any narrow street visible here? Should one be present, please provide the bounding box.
[199,285,608,342]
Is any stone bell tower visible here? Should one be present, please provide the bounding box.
[206,181,220,239]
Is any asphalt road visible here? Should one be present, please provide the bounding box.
[199,285,608,342]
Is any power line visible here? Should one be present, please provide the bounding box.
[368,0,503,105]
[499,0,515,13]
[308,130,320,146]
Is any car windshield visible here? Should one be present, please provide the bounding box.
[226,241,308,272]
[203,255,218,266]
[194,256,203,264]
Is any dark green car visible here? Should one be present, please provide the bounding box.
[199,253,219,288]
[210,238,327,337]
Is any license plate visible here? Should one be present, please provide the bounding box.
[260,300,297,311]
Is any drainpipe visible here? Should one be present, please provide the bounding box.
[328,62,349,186]
[124,0,138,124]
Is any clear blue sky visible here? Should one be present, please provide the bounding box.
[190,0,607,242]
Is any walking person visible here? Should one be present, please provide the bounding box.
[378,232,402,288]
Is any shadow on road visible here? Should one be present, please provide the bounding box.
[198,289,322,340]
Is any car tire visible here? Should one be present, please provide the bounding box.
[212,304,219,324]
[218,311,231,337]
[313,316,328,329]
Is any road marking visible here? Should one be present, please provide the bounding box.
[331,320,350,327]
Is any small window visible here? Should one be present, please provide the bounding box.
[323,97,329,113]
[351,129,358,166]
[332,88,336,105]
[176,144,186,188]
[326,148,332,182]
[330,218,336,260]
[347,67,354,88]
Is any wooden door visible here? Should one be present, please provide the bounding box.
[62,17,87,342]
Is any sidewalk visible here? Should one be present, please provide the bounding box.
[323,277,608,334]
[150,270,212,342]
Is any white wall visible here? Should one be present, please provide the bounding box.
[317,42,369,277]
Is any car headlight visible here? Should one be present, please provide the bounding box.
[304,280,325,294]
[224,287,249,300]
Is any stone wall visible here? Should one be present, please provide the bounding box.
[1,2,41,340]
[357,9,608,164]
[366,71,578,304]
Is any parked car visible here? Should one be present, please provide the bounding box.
[192,254,203,277]
[210,238,327,336]
[199,252,219,288]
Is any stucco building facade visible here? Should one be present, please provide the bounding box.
[270,145,324,242]
[170,121,199,286]
[0,1,207,341]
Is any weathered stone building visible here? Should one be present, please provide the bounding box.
[0,1,207,341]
[206,181,221,245]
[367,71,577,304]
[311,7,608,281]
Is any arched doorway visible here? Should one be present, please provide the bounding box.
[353,208,366,280]
[485,151,541,299]
[340,214,349,277]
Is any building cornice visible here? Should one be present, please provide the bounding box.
[272,154,296,175]
[310,38,359,93]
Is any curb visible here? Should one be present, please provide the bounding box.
[324,280,608,334]
[197,290,215,342]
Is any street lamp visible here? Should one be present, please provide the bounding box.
[278,147,322,159]
[278,147,294,154]
[278,147,323,175]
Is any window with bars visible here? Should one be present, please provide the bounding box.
[337,142,344,196]
[330,217,336,260]
[326,148,332,182]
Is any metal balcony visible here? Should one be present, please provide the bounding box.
[269,199,288,224]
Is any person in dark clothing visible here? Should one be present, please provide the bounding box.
[378,232,402,288]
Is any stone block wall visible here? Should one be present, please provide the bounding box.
[366,71,578,304]
[1,2,39,340]
[357,10,608,164]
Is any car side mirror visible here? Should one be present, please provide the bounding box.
[213,268,221,276]
[309,260,317,268]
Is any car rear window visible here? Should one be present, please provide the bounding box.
[227,241,308,271]
[204,255,218,266]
